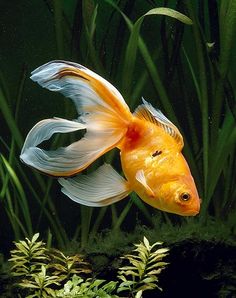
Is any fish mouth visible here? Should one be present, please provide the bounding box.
[180,207,200,216]
[181,200,201,216]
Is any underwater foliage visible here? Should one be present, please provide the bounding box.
[0,153,33,240]
[48,248,92,282]
[55,276,118,298]
[18,265,60,298]
[0,0,236,255]
[9,233,48,277]
[8,234,169,298]
[117,237,169,297]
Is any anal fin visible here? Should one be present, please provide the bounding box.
[58,164,131,207]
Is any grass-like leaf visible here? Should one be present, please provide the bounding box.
[120,5,192,97]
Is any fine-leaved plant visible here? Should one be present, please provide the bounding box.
[48,248,92,282]
[9,233,169,298]
[19,265,60,298]
[118,236,169,297]
[9,233,48,278]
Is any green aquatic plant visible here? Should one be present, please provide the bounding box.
[56,275,118,298]
[9,234,169,297]
[0,153,33,239]
[8,233,92,297]
[1,0,236,252]
[184,1,236,221]
[19,265,60,298]
[9,233,49,279]
[0,253,12,297]
[118,236,169,297]
[48,248,92,282]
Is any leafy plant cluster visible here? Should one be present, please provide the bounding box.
[0,0,236,250]
[9,233,169,298]
[118,237,169,297]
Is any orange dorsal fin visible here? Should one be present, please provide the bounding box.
[134,98,183,149]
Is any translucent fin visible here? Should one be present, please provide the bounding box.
[135,170,155,197]
[20,118,124,177]
[134,98,183,148]
[20,118,91,176]
[30,60,131,122]
[58,164,131,207]
[22,61,134,176]
[21,118,85,153]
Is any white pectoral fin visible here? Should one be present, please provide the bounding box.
[58,164,131,207]
[135,170,155,197]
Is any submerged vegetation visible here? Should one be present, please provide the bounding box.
[0,0,236,296]
[1,0,235,248]
[7,234,168,297]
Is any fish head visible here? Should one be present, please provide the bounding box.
[156,175,201,216]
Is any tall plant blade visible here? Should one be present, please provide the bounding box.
[211,0,236,141]
[0,87,24,149]
[207,113,236,202]
[185,2,211,197]
[121,6,192,97]
[0,154,33,237]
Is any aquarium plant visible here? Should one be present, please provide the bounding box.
[8,233,169,297]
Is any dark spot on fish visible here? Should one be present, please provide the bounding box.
[152,150,162,157]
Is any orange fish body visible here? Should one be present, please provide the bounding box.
[120,117,200,215]
[20,60,200,216]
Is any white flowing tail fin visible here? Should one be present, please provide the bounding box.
[20,61,132,176]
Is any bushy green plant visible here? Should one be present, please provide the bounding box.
[56,275,118,298]
[9,233,48,277]
[9,233,92,297]
[9,234,169,298]
[48,248,92,282]
[118,237,169,297]
[19,265,60,298]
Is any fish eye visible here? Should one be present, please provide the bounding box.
[179,192,191,201]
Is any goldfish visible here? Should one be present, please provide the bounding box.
[20,60,200,216]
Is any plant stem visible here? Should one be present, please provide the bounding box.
[186,2,209,200]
